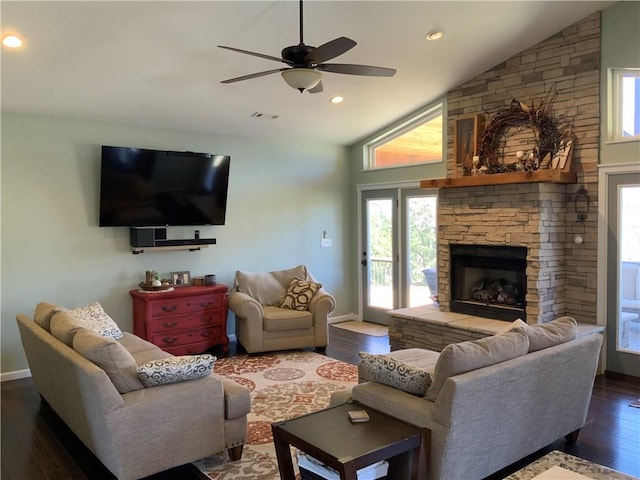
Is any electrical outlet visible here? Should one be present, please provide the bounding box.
[321,238,333,248]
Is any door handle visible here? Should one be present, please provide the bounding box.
[361,259,367,266]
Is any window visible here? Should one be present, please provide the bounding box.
[364,103,443,170]
[610,68,640,142]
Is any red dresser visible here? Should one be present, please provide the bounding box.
[130,285,229,355]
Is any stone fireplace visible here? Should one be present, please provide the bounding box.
[450,244,527,321]
[437,182,568,325]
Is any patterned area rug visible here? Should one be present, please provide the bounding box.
[192,350,358,479]
[331,320,389,337]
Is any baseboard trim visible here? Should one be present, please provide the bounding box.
[1,369,31,382]
[328,313,359,325]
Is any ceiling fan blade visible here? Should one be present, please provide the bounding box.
[221,68,287,84]
[318,63,396,77]
[218,45,292,65]
[305,37,357,64]
[307,81,323,94]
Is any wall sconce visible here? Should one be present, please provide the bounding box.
[573,185,590,244]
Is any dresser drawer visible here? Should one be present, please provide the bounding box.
[151,325,224,351]
[149,311,224,333]
[149,294,223,317]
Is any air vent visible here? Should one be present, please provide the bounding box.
[251,112,279,120]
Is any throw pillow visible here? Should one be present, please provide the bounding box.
[426,330,529,401]
[33,302,62,332]
[234,270,287,306]
[280,278,322,311]
[69,302,123,340]
[73,328,144,394]
[137,354,216,387]
[50,311,85,347]
[520,316,578,352]
[359,352,434,397]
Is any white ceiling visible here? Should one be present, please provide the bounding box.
[1,1,614,146]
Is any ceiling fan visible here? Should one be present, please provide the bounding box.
[218,0,396,93]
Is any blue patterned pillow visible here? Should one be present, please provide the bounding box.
[359,352,433,397]
[137,354,216,387]
[69,302,123,340]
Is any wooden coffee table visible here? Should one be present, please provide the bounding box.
[271,401,429,480]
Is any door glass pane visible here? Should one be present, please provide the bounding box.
[367,198,393,309]
[619,185,640,353]
[407,196,438,307]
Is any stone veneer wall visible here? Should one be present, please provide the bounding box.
[440,12,601,325]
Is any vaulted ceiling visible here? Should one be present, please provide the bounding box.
[1,1,614,146]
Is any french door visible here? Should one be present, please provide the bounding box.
[601,166,640,376]
[360,187,438,324]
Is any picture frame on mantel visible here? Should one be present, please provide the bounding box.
[454,114,485,176]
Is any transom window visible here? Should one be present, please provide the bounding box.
[610,68,640,142]
[364,103,443,170]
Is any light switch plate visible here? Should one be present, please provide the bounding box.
[321,238,333,248]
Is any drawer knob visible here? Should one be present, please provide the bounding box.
[199,302,213,308]
[162,337,178,345]
[201,331,212,338]
[161,305,178,313]
[163,321,178,328]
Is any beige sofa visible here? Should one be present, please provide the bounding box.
[331,317,603,480]
[17,304,250,480]
[228,265,335,354]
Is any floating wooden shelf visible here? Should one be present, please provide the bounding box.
[420,170,577,189]
[131,245,209,255]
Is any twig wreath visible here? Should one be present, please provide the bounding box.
[477,87,574,173]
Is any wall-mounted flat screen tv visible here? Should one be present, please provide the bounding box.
[99,146,231,227]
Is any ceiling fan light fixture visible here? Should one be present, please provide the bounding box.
[281,68,322,92]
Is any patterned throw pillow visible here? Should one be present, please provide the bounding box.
[358,352,433,397]
[280,278,322,311]
[69,302,123,340]
[137,354,217,387]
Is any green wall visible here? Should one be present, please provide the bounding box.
[1,113,350,374]
[600,1,640,165]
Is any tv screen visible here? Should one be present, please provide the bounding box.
[99,146,230,227]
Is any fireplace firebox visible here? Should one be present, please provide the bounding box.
[450,244,527,321]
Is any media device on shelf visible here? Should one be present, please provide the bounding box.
[99,146,231,227]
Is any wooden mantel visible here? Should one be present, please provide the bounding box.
[420,170,577,189]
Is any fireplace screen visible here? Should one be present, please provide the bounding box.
[450,244,527,321]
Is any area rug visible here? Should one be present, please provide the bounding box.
[192,350,358,479]
[331,320,389,337]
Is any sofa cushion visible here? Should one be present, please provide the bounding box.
[50,311,85,347]
[33,302,62,332]
[262,306,313,331]
[69,302,123,340]
[270,264,309,287]
[73,328,144,394]
[518,316,577,352]
[426,330,529,401]
[137,354,216,387]
[117,332,163,355]
[359,351,435,396]
[280,278,322,311]
[235,270,286,306]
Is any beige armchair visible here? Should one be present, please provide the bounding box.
[228,265,335,354]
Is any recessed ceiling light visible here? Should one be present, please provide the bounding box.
[2,34,23,48]
[425,31,443,41]
[330,96,344,104]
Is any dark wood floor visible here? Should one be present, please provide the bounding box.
[2,327,639,480]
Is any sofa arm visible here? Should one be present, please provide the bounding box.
[228,292,263,318]
[219,375,251,420]
[309,290,335,317]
